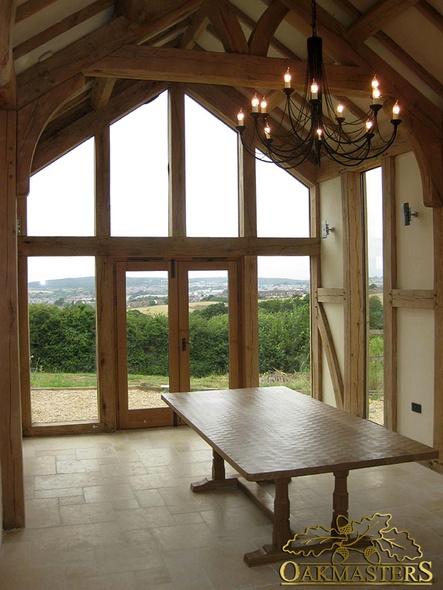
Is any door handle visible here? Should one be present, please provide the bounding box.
[181,338,190,351]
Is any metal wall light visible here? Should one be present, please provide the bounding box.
[402,202,418,226]
[321,220,335,239]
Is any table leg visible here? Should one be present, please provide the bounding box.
[332,470,349,530]
[191,449,238,492]
[244,477,292,567]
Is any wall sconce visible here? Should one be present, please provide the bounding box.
[402,202,418,226]
[321,220,335,239]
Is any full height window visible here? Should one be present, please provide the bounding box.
[110,92,169,237]
[27,139,94,236]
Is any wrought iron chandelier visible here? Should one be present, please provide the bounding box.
[236,0,402,169]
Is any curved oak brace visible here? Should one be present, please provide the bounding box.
[16,74,84,197]
[203,0,248,54]
[407,123,443,208]
[248,1,289,57]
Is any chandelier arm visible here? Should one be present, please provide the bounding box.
[234,0,401,170]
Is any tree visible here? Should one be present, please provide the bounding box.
[369,296,383,330]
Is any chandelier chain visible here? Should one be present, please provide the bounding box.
[311,0,317,36]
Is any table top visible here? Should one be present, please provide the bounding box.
[162,386,438,481]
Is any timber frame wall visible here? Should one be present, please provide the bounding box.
[1,76,443,532]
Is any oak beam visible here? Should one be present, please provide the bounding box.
[317,288,344,303]
[83,46,370,94]
[391,289,435,309]
[0,110,25,529]
[19,236,320,258]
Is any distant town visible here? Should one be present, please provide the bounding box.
[28,276,312,307]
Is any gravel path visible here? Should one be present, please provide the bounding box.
[31,388,385,425]
[31,388,166,423]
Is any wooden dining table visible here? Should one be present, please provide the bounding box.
[161,386,439,566]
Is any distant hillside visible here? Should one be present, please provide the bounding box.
[29,275,310,290]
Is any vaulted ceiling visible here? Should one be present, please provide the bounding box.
[3,0,443,197]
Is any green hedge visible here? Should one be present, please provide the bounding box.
[29,295,311,376]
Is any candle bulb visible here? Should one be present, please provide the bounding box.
[336,102,344,116]
[371,76,380,104]
[392,101,400,120]
[264,122,271,139]
[366,120,373,132]
[260,97,267,114]
[251,93,259,113]
[316,128,322,140]
[311,80,319,100]
[284,68,292,89]
[237,109,245,126]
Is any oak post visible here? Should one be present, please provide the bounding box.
[382,157,398,431]
[433,207,443,470]
[342,173,366,417]
[168,83,186,237]
[0,109,25,529]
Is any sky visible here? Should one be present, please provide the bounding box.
[26,91,381,284]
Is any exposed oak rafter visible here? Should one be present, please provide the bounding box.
[346,0,420,44]
[83,45,370,95]
[0,0,17,109]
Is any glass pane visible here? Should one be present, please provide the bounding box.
[257,256,311,394]
[188,270,230,391]
[27,140,94,236]
[365,167,384,425]
[28,257,98,424]
[125,271,169,409]
[256,155,310,237]
[111,93,168,237]
[185,96,238,237]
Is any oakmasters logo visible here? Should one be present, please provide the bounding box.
[279,513,435,586]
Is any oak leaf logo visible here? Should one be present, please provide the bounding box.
[283,513,423,564]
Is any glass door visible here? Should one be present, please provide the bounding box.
[116,259,239,428]
[176,261,240,394]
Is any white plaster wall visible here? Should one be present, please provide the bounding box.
[319,177,343,287]
[397,309,434,446]
[396,153,434,289]
[319,176,344,406]
[395,152,434,444]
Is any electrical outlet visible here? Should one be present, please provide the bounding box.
[411,402,422,414]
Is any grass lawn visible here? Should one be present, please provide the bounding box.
[31,371,311,394]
